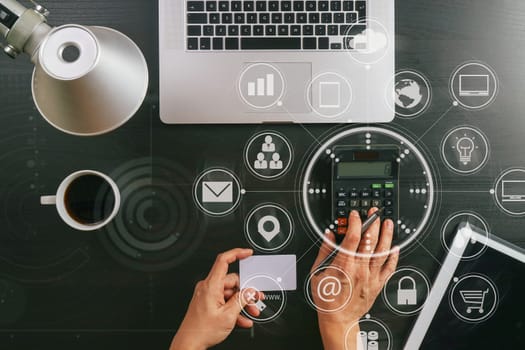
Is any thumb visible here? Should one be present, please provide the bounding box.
[225,288,256,315]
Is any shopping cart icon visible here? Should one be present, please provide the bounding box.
[459,288,489,314]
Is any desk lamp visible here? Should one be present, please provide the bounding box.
[0,0,149,136]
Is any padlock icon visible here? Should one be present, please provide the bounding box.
[397,276,417,305]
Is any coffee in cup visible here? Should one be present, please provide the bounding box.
[41,170,120,231]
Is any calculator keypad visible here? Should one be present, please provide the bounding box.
[335,183,395,235]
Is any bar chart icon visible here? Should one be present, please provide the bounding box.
[247,74,275,97]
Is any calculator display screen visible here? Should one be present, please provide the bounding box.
[337,161,392,178]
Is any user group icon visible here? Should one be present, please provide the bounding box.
[245,131,293,179]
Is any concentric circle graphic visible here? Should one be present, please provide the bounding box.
[0,127,91,282]
[99,158,206,272]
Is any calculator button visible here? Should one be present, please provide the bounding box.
[337,200,347,207]
[385,190,393,198]
[371,183,383,189]
[384,207,393,216]
[337,209,347,217]
[384,199,393,207]
[349,199,359,208]
[349,189,359,198]
[360,199,370,207]
[361,190,371,198]
[337,191,347,198]
[360,209,368,217]
[337,218,348,226]
[372,189,382,198]
[384,183,395,189]
[371,199,382,207]
[337,226,347,235]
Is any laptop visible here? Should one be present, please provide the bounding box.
[159,0,395,124]
[404,221,525,349]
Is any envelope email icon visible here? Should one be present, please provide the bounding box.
[202,181,233,203]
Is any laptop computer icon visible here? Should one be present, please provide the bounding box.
[502,180,525,202]
[159,0,395,124]
[459,74,490,97]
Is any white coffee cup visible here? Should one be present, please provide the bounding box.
[40,170,120,231]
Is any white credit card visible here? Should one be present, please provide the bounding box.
[239,255,297,291]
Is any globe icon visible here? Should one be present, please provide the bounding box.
[395,79,423,109]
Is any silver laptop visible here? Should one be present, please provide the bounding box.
[159,0,395,124]
[404,222,525,349]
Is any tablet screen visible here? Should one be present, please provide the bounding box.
[420,241,525,349]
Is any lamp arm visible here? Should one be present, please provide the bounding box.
[0,0,51,61]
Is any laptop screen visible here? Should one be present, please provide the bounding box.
[418,237,525,349]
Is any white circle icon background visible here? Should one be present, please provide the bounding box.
[388,70,432,119]
[344,19,391,66]
[238,63,285,109]
[245,204,294,252]
[244,131,293,180]
[492,168,525,216]
[441,126,490,175]
[441,212,489,259]
[239,274,286,323]
[192,168,242,217]
[306,72,353,119]
[345,315,393,350]
[305,265,353,314]
[382,267,430,316]
[449,274,498,323]
[450,62,498,110]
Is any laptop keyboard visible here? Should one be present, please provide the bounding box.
[185,1,367,51]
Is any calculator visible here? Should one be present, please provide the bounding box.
[332,147,399,236]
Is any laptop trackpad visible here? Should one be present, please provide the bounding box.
[241,62,312,114]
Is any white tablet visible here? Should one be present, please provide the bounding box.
[404,222,525,349]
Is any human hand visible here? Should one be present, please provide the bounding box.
[170,248,261,350]
[310,209,400,350]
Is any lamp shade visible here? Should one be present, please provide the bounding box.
[31,24,148,136]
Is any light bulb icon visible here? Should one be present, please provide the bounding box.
[456,137,476,165]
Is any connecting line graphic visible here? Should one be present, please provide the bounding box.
[414,103,455,146]
[281,103,323,146]
[243,190,302,194]
[272,236,325,293]
[434,190,490,193]
[415,240,443,268]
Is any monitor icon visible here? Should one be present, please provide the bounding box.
[459,74,490,97]
[502,180,525,202]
